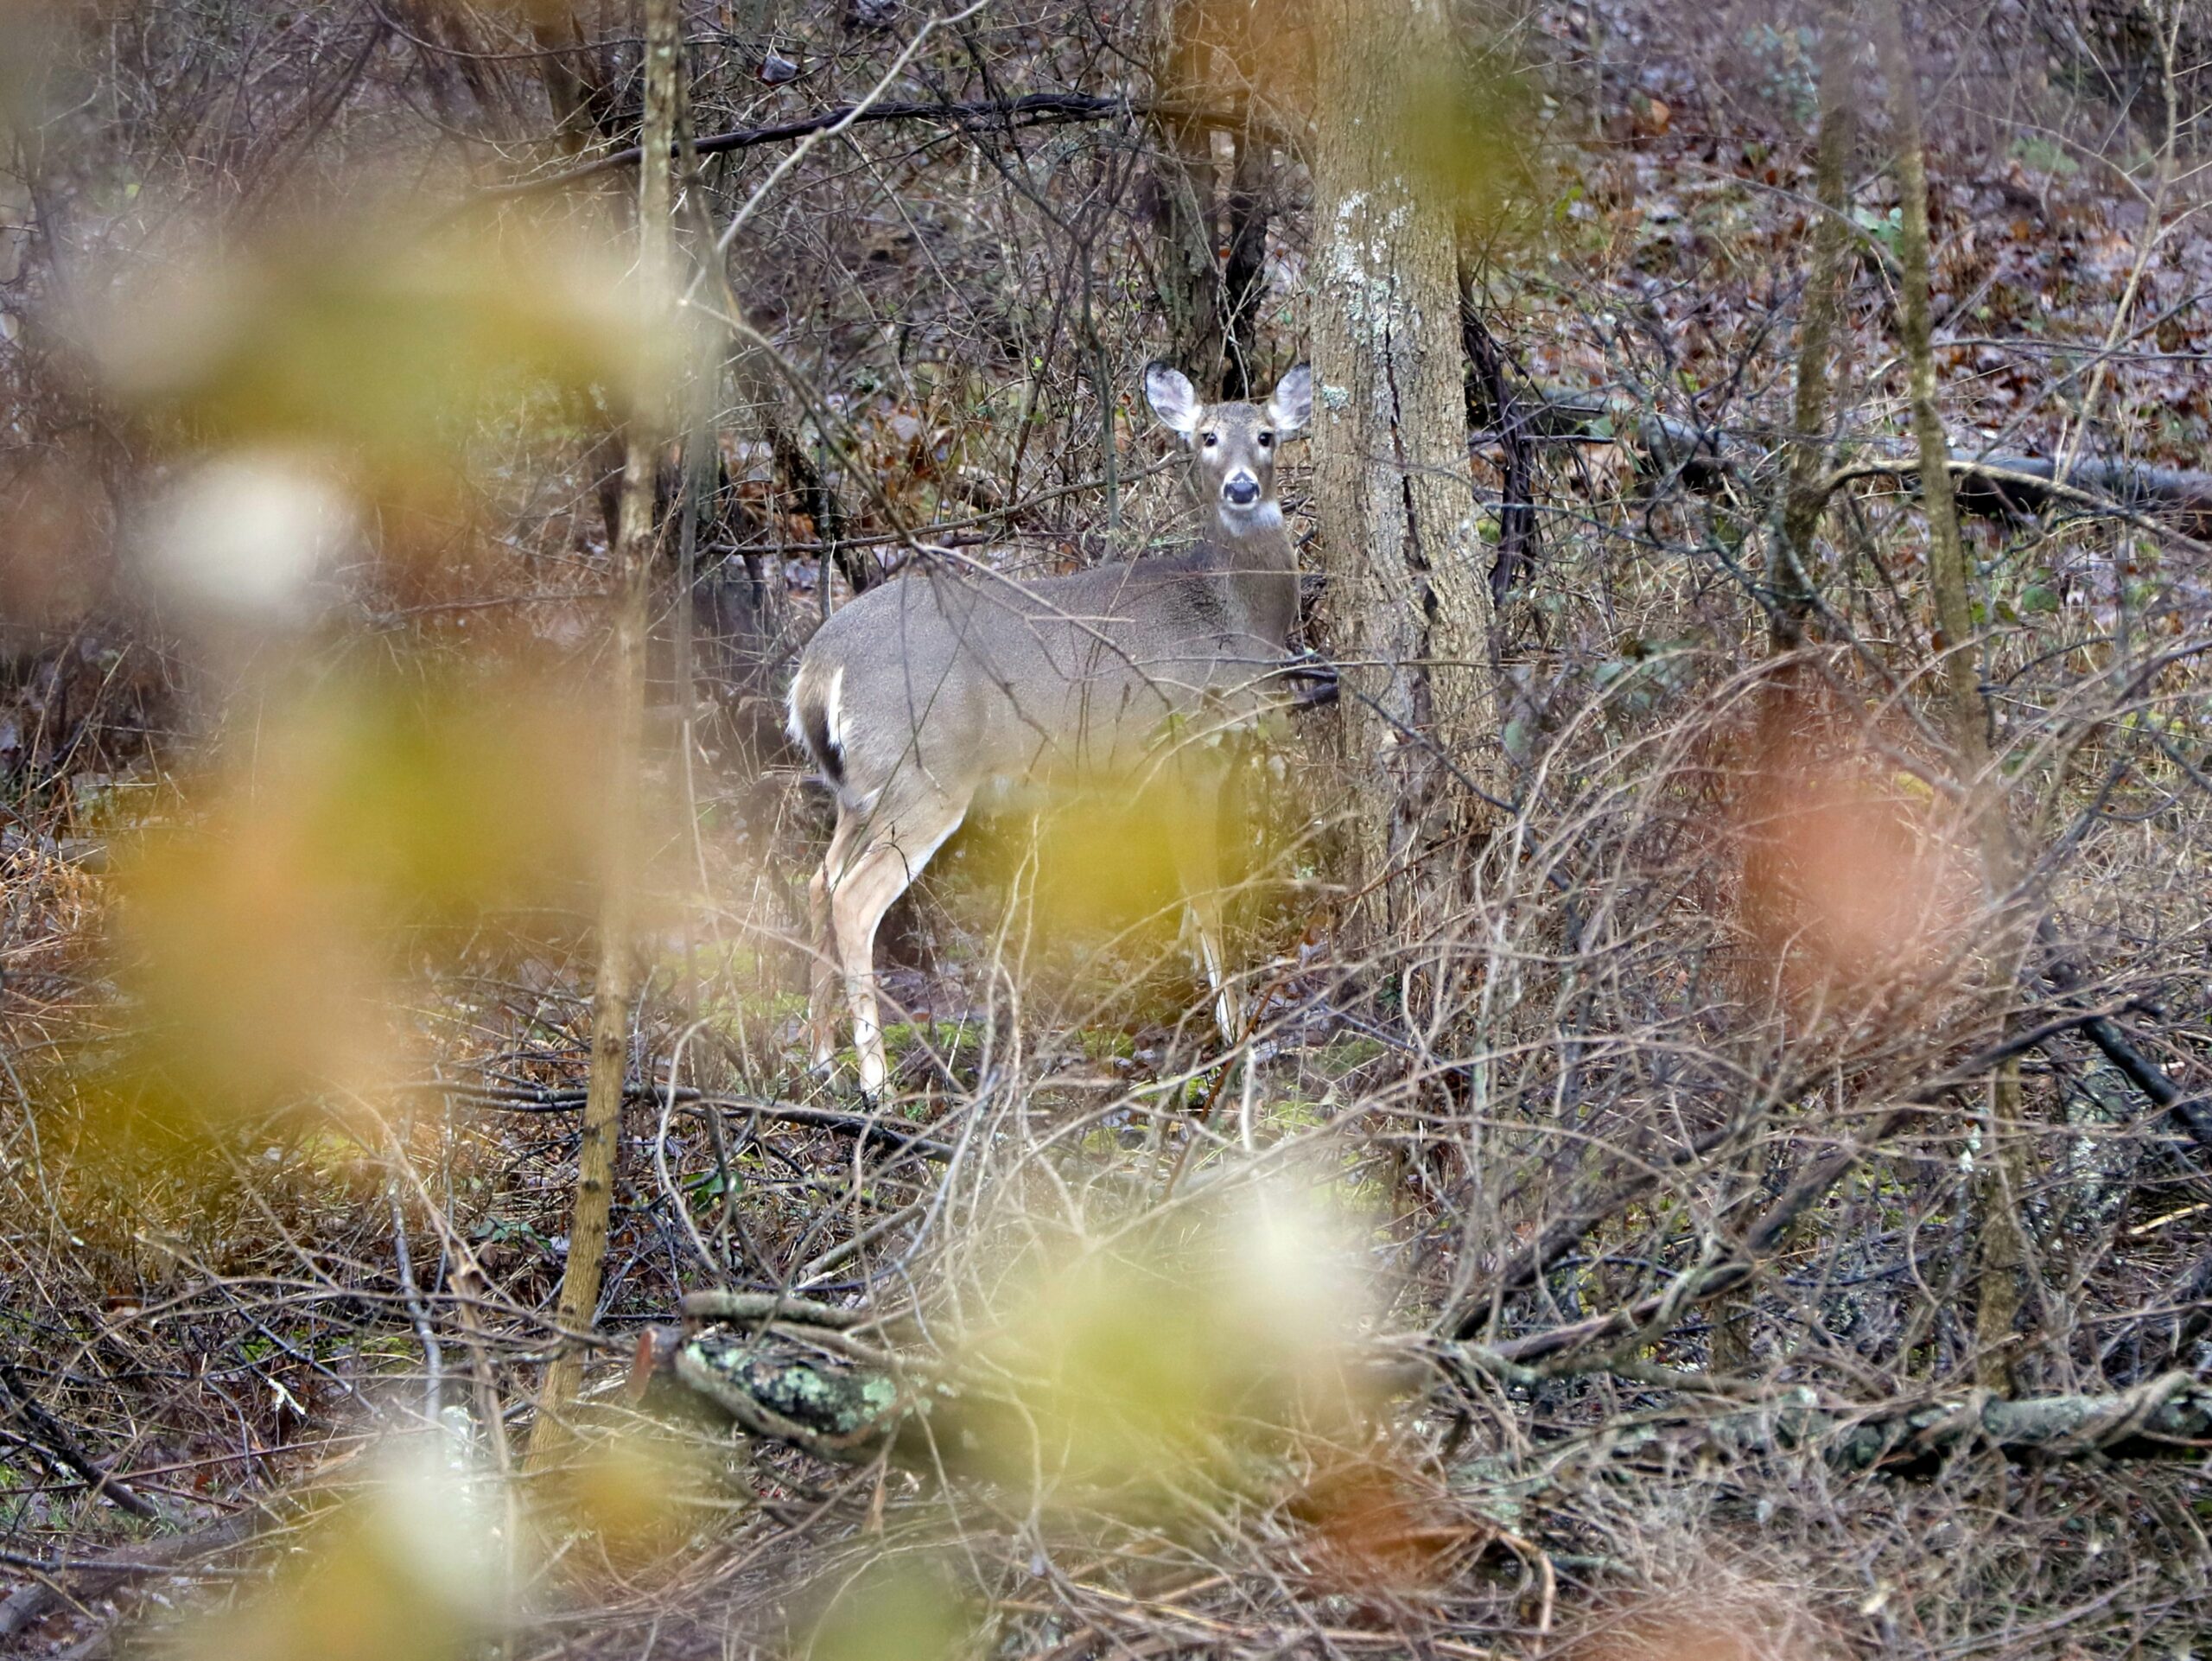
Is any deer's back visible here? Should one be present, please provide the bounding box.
[793,543,1293,803]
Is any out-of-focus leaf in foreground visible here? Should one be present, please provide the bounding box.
[962,1177,1380,1506]
[1306,31,1535,236]
[140,448,359,629]
[804,1555,975,1661]
[1738,747,1975,1011]
[101,665,610,1133]
[1392,56,1537,232]
[173,1441,520,1661]
[84,208,674,489]
[543,1417,721,1579]
[0,0,74,136]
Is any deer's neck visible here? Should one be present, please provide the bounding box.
[1211,507,1300,645]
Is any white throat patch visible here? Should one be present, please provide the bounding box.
[1221,500,1283,533]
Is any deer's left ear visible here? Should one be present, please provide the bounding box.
[1268,364,1313,435]
[1145,362,1203,436]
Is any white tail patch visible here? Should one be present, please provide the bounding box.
[784,678,807,754]
[823,665,846,756]
[787,659,849,774]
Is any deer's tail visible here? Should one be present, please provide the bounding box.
[785,660,847,791]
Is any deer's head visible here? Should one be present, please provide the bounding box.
[1145,362,1312,535]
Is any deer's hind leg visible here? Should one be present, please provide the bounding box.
[805,809,865,1073]
[826,790,970,1097]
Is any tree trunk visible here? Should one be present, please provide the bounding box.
[1219,129,1273,399]
[1713,3,1861,1381]
[1147,3,1224,390]
[1307,0,1497,940]
[523,0,616,156]
[526,0,680,1471]
[1872,0,2031,1393]
[1772,6,1858,649]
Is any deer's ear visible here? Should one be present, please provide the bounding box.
[1145,362,1203,436]
[1267,365,1313,435]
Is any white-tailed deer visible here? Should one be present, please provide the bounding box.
[787,361,1312,1094]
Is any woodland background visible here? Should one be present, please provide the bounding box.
[1,0,2210,1655]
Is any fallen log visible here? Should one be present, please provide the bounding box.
[1946,452,2212,523]
[1449,1367,2212,1501]
[645,1295,2212,1490]
[408,1079,959,1162]
[1477,384,2212,535]
[483,92,1138,199]
[633,1295,988,1467]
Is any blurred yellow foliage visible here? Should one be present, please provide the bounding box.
[86,207,677,492]
[804,1555,975,1661]
[962,1179,1377,1504]
[176,1443,518,1661]
[543,1418,712,1575]
[1391,56,1536,232]
[105,664,613,1130]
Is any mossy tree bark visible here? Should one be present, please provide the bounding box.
[1872,0,2031,1393]
[526,0,681,1471]
[1307,0,1497,942]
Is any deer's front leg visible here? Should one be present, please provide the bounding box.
[1164,749,1240,1049]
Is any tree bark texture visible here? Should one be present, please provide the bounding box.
[1307,0,1497,935]
[1872,0,2031,1393]
[527,0,680,1471]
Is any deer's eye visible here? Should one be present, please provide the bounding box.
[1257,431,1274,448]
[1201,431,1219,448]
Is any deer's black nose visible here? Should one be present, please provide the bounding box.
[1224,477,1260,506]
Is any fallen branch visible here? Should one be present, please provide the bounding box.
[0,1510,264,1644]
[407,1080,958,1161]
[1825,457,2212,553]
[2038,935,2212,1152]
[1527,1369,2212,1481]
[0,1365,160,1523]
[1484,1107,1917,1372]
[482,92,1137,199]
[1449,1017,2095,1347]
[1489,384,2212,538]
[1944,453,2212,523]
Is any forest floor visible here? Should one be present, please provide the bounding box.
[2,0,2208,1655]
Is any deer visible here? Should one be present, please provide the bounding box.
[786,361,1313,1095]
